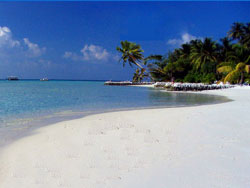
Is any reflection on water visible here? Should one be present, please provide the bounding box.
[147,89,230,106]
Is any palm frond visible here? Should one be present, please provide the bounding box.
[224,70,240,83]
[217,66,233,73]
[245,65,250,74]
[235,62,246,72]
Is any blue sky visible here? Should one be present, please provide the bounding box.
[0,2,249,80]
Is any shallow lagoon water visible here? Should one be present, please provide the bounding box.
[0,80,232,148]
[0,80,231,128]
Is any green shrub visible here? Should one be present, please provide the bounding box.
[183,73,196,83]
[201,73,216,84]
[184,72,216,83]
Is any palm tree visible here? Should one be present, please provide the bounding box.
[190,38,218,73]
[218,37,233,61]
[132,68,147,82]
[217,62,250,84]
[217,42,250,84]
[220,37,232,51]
[242,23,250,48]
[147,61,169,82]
[228,22,250,48]
[228,22,244,41]
[143,55,163,65]
[116,40,144,68]
[179,43,191,60]
[225,44,250,65]
[144,55,170,81]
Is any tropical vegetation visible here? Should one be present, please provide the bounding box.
[116,22,250,84]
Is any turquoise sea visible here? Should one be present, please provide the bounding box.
[0,80,231,147]
[0,80,230,128]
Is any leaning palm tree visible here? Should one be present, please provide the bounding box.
[143,54,163,66]
[190,38,218,72]
[116,40,144,68]
[217,42,250,84]
[133,68,140,82]
[217,62,250,84]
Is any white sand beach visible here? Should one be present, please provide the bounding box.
[0,86,250,188]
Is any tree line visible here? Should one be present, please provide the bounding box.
[116,22,250,84]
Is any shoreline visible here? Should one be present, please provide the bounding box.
[0,89,230,151]
[0,86,250,187]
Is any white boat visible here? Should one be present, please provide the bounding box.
[7,76,19,81]
[40,78,49,81]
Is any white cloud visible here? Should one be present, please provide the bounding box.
[81,44,109,60]
[63,44,110,62]
[63,51,81,61]
[0,26,45,58]
[181,33,197,43]
[23,38,46,57]
[0,26,20,48]
[167,33,200,47]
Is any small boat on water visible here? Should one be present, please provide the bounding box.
[40,78,49,81]
[7,76,19,81]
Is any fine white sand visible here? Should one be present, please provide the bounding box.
[0,86,250,188]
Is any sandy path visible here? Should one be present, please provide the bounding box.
[0,87,250,187]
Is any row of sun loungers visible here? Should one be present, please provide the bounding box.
[104,81,234,91]
[154,82,234,91]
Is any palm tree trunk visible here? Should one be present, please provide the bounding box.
[170,72,174,82]
[128,55,153,82]
[239,73,244,84]
[137,64,153,81]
